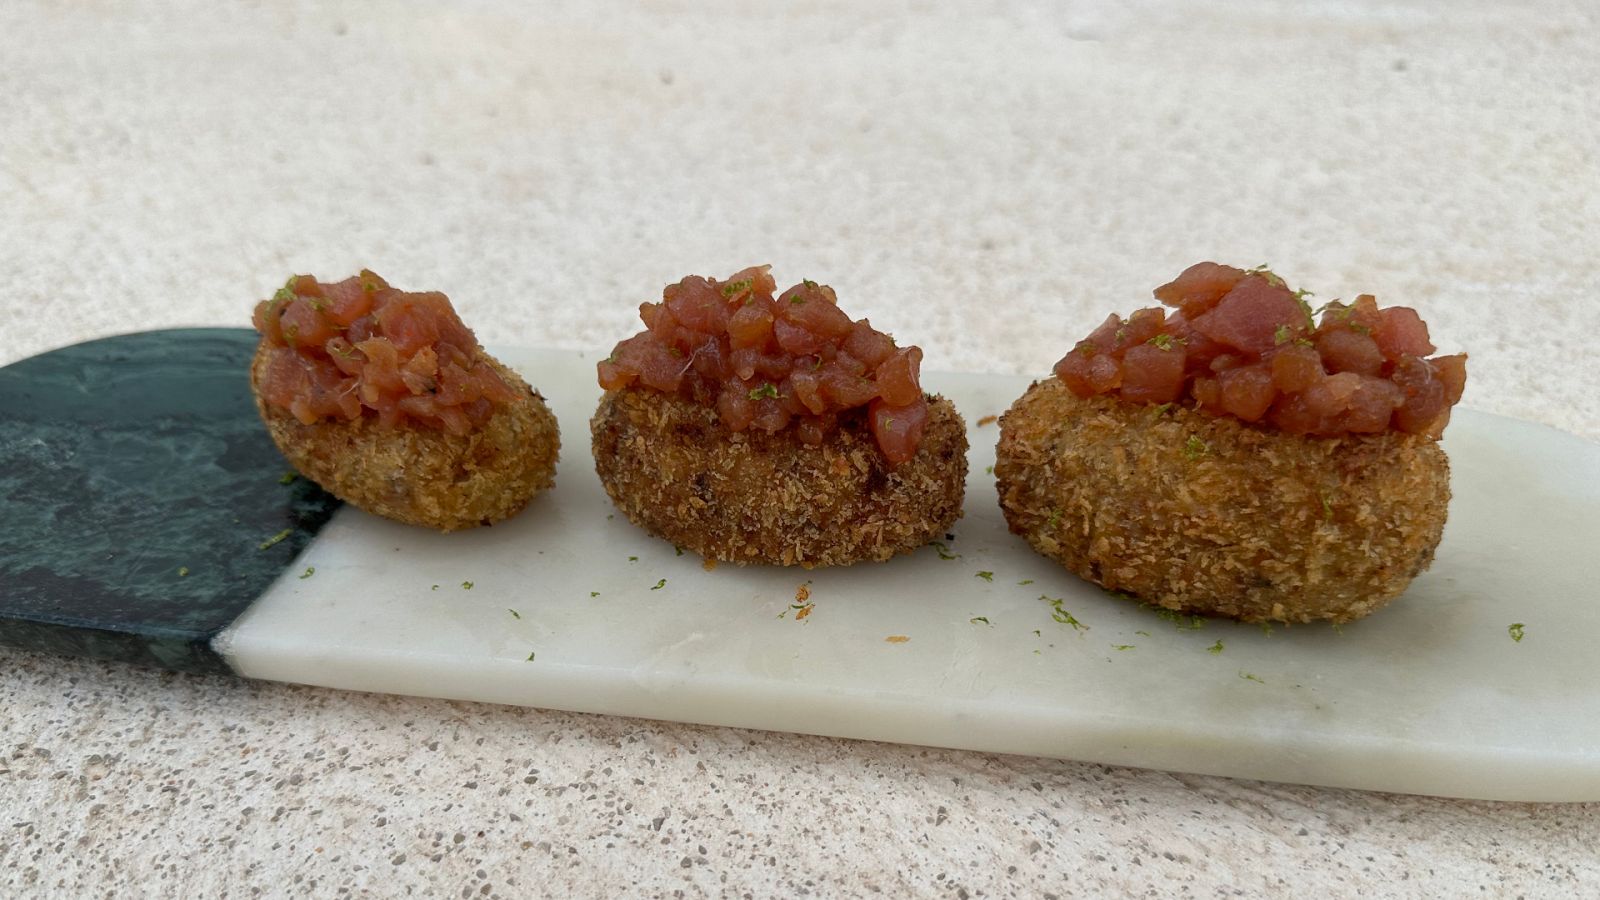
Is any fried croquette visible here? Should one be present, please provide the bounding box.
[253,348,558,531]
[999,263,1466,624]
[250,272,559,531]
[592,387,967,567]
[592,266,968,564]
[997,371,1451,624]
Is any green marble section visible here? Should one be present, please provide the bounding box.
[0,328,340,674]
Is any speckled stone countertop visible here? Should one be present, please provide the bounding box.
[3,1,1598,895]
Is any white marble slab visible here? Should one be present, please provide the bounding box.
[216,348,1600,802]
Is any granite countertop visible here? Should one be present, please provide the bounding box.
[3,1,1597,895]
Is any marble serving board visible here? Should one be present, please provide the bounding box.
[2,329,1597,802]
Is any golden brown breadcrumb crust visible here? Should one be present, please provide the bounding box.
[591,387,967,567]
[251,343,560,532]
[995,378,1450,623]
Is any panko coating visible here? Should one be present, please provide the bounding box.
[997,263,1466,623]
[592,387,966,567]
[996,380,1449,623]
[250,271,559,531]
[592,266,967,565]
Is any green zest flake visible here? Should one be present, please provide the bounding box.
[299,566,315,579]
[970,616,991,625]
[1112,644,1135,651]
[1148,333,1177,351]
[1258,622,1274,636]
[258,529,292,550]
[1184,435,1210,460]
[748,383,779,400]
[1074,343,1095,357]
[273,287,296,303]
[1149,403,1173,418]
[1135,630,1151,637]
[508,609,521,619]
[527,651,536,662]
[1146,604,1206,631]
[1294,287,1315,301]
[720,279,752,298]
[1045,509,1062,529]
[1509,623,1526,643]
[431,584,439,591]
[984,465,994,475]
[461,581,474,590]
[177,566,190,577]
[1041,595,1088,632]
[975,571,994,582]
[1018,579,1034,586]
[789,296,807,306]
[278,471,298,485]
[1207,640,1224,655]
[1332,622,1346,635]
[776,609,788,619]
[1239,671,1265,684]
[674,546,684,557]
[651,578,666,590]
[1245,264,1286,288]
[803,279,818,289]
[590,591,600,598]
[1033,629,1042,637]
[1274,324,1292,346]
[1321,493,1334,522]
[931,541,959,560]
[628,556,639,562]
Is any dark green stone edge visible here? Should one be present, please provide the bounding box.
[0,328,341,675]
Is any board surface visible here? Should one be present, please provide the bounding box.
[0,330,340,672]
[218,346,1600,802]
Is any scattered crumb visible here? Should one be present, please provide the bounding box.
[702,558,717,572]
[791,584,815,620]
[885,635,910,644]
[976,414,998,427]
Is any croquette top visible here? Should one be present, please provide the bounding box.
[1054,262,1468,438]
[252,271,519,434]
[597,266,930,464]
